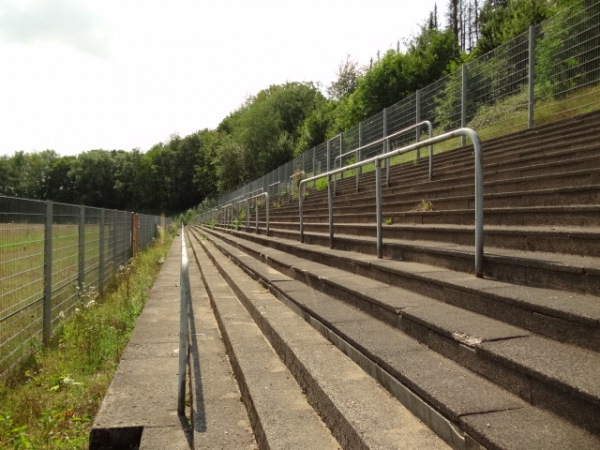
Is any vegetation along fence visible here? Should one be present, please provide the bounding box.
[0,195,171,375]
[201,0,599,216]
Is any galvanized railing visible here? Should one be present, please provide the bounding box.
[334,121,434,190]
[178,227,191,415]
[243,191,270,235]
[299,128,484,277]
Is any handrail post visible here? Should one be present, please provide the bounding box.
[255,198,259,233]
[245,199,249,230]
[356,123,362,192]
[178,227,191,415]
[472,131,484,278]
[416,89,421,162]
[299,181,305,243]
[375,160,383,258]
[461,64,468,147]
[328,174,334,248]
[265,192,270,236]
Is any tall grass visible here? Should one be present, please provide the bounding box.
[0,234,173,449]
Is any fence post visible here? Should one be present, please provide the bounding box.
[112,211,117,277]
[416,90,421,161]
[132,213,139,257]
[43,201,53,344]
[79,206,85,291]
[356,122,362,191]
[99,209,105,295]
[461,64,468,146]
[528,24,537,129]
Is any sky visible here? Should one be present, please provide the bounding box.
[0,0,442,157]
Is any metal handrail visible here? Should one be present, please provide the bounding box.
[220,203,233,227]
[243,191,270,235]
[299,128,484,277]
[334,121,434,189]
[178,227,191,415]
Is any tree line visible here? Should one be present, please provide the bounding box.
[0,0,580,214]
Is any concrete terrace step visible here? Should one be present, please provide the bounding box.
[191,225,600,449]
[267,222,600,257]
[294,184,600,217]
[267,205,600,228]
[255,225,600,296]
[335,143,600,196]
[198,226,600,352]
[187,228,450,450]
[297,154,600,209]
[329,125,600,193]
[186,233,340,450]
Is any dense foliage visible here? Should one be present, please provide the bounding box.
[0,0,577,214]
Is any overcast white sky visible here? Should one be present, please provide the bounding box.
[0,0,442,156]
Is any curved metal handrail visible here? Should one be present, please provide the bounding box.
[299,127,484,277]
[333,121,434,188]
[243,191,270,236]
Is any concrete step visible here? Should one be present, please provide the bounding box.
[186,240,257,449]
[192,226,600,449]
[267,223,600,257]
[259,226,600,296]
[187,228,451,450]
[336,144,600,198]
[199,226,600,352]
[329,132,600,198]
[266,204,600,228]
[186,231,340,450]
[297,160,600,212]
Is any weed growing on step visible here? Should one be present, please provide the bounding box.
[315,177,328,191]
[0,235,173,449]
[416,200,434,211]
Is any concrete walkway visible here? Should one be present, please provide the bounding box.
[90,237,191,449]
[90,236,256,450]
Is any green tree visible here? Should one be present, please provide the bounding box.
[46,155,77,203]
[70,150,117,208]
[475,0,550,55]
[217,82,326,185]
[327,56,362,101]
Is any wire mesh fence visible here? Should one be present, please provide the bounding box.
[0,196,170,375]
[201,0,599,222]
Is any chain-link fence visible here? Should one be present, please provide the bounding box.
[0,196,170,375]
[202,0,599,218]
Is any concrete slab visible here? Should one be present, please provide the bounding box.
[460,407,600,450]
[402,303,530,345]
[199,231,453,450]
[480,335,600,402]
[190,237,340,450]
[186,243,256,450]
[90,238,191,450]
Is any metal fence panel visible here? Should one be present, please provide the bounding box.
[0,197,45,374]
[0,196,165,375]
[200,0,599,226]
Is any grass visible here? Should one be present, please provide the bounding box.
[0,224,106,375]
[0,233,173,449]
